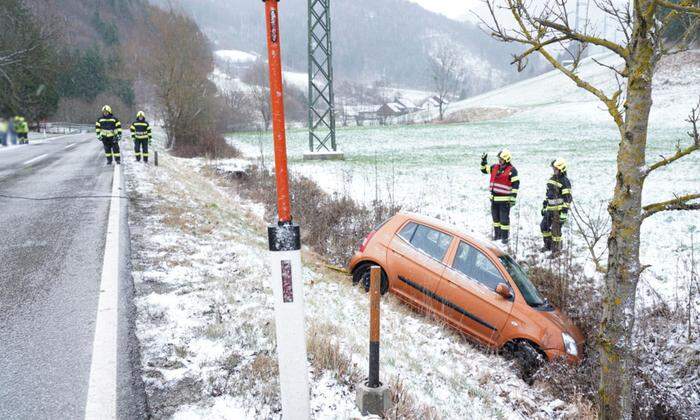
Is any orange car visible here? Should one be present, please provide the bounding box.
[349,212,584,365]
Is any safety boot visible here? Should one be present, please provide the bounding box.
[540,237,552,253]
[501,230,509,245]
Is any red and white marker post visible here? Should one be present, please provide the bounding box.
[262,1,310,418]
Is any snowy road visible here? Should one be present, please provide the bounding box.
[0,134,146,419]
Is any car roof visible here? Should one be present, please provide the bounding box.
[395,212,506,257]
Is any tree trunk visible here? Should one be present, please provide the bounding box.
[599,7,655,418]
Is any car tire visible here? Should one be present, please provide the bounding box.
[352,264,389,295]
[504,340,545,385]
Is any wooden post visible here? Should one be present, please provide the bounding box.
[368,265,381,388]
[154,150,159,167]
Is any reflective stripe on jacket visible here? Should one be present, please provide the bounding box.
[544,174,572,212]
[96,115,122,138]
[484,163,519,201]
[130,120,152,140]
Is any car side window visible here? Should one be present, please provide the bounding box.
[452,242,505,291]
[397,222,417,242]
[472,251,505,290]
[452,242,473,277]
[409,224,453,261]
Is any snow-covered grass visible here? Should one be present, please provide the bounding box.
[215,49,259,64]
[124,146,587,418]
[228,50,700,310]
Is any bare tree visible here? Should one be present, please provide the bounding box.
[572,201,611,273]
[242,59,272,131]
[0,0,60,119]
[480,0,700,417]
[429,40,466,121]
[137,6,216,151]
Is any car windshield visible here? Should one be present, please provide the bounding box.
[498,255,546,307]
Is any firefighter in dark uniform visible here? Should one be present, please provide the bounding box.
[540,158,572,253]
[481,149,520,244]
[130,111,152,163]
[96,105,122,165]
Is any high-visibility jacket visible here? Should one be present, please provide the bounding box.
[96,114,122,139]
[481,162,520,202]
[130,119,152,141]
[544,173,572,213]
[15,120,28,134]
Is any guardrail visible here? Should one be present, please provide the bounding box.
[39,122,94,135]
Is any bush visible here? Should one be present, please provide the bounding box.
[171,130,241,160]
[220,164,399,266]
[525,251,698,419]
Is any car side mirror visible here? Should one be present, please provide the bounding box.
[496,283,512,299]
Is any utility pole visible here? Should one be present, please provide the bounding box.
[304,0,343,160]
[262,1,310,419]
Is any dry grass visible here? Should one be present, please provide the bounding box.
[385,377,442,420]
[307,322,363,387]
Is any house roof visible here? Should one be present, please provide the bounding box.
[396,98,419,109]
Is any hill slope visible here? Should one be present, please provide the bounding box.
[154,0,543,94]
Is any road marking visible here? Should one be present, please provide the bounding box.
[23,153,48,166]
[84,165,120,420]
[64,143,77,150]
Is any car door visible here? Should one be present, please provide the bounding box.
[387,222,454,312]
[436,241,514,346]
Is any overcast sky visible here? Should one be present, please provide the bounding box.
[407,0,621,41]
[406,0,486,22]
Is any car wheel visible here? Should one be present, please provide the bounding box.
[352,264,389,295]
[504,341,545,385]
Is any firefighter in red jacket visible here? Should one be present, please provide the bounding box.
[481,149,520,244]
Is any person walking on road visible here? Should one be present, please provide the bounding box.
[481,149,520,244]
[540,158,572,254]
[96,105,122,165]
[15,116,29,144]
[0,118,8,146]
[129,111,152,163]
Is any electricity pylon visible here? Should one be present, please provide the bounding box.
[305,0,343,160]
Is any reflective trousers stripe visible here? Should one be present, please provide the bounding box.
[491,195,512,202]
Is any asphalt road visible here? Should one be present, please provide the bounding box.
[0,134,147,419]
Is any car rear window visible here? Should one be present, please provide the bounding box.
[409,224,453,261]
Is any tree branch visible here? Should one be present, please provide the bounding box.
[534,17,630,59]
[645,98,700,174]
[655,0,700,15]
[642,194,700,219]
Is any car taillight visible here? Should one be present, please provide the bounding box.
[359,230,376,252]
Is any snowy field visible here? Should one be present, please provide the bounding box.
[124,146,583,418]
[228,51,700,308]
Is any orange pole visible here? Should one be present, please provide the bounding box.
[264,0,292,223]
[368,266,381,388]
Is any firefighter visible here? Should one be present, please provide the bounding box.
[540,158,572,254]
[129,111,152,163]
[481,149,520,244]
[0,117,8,146]
[96,105,122,165]
[15,116,29,144]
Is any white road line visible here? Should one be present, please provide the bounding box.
[64,143,77,150]
[84,165,120,420]
[23,153,48,166]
